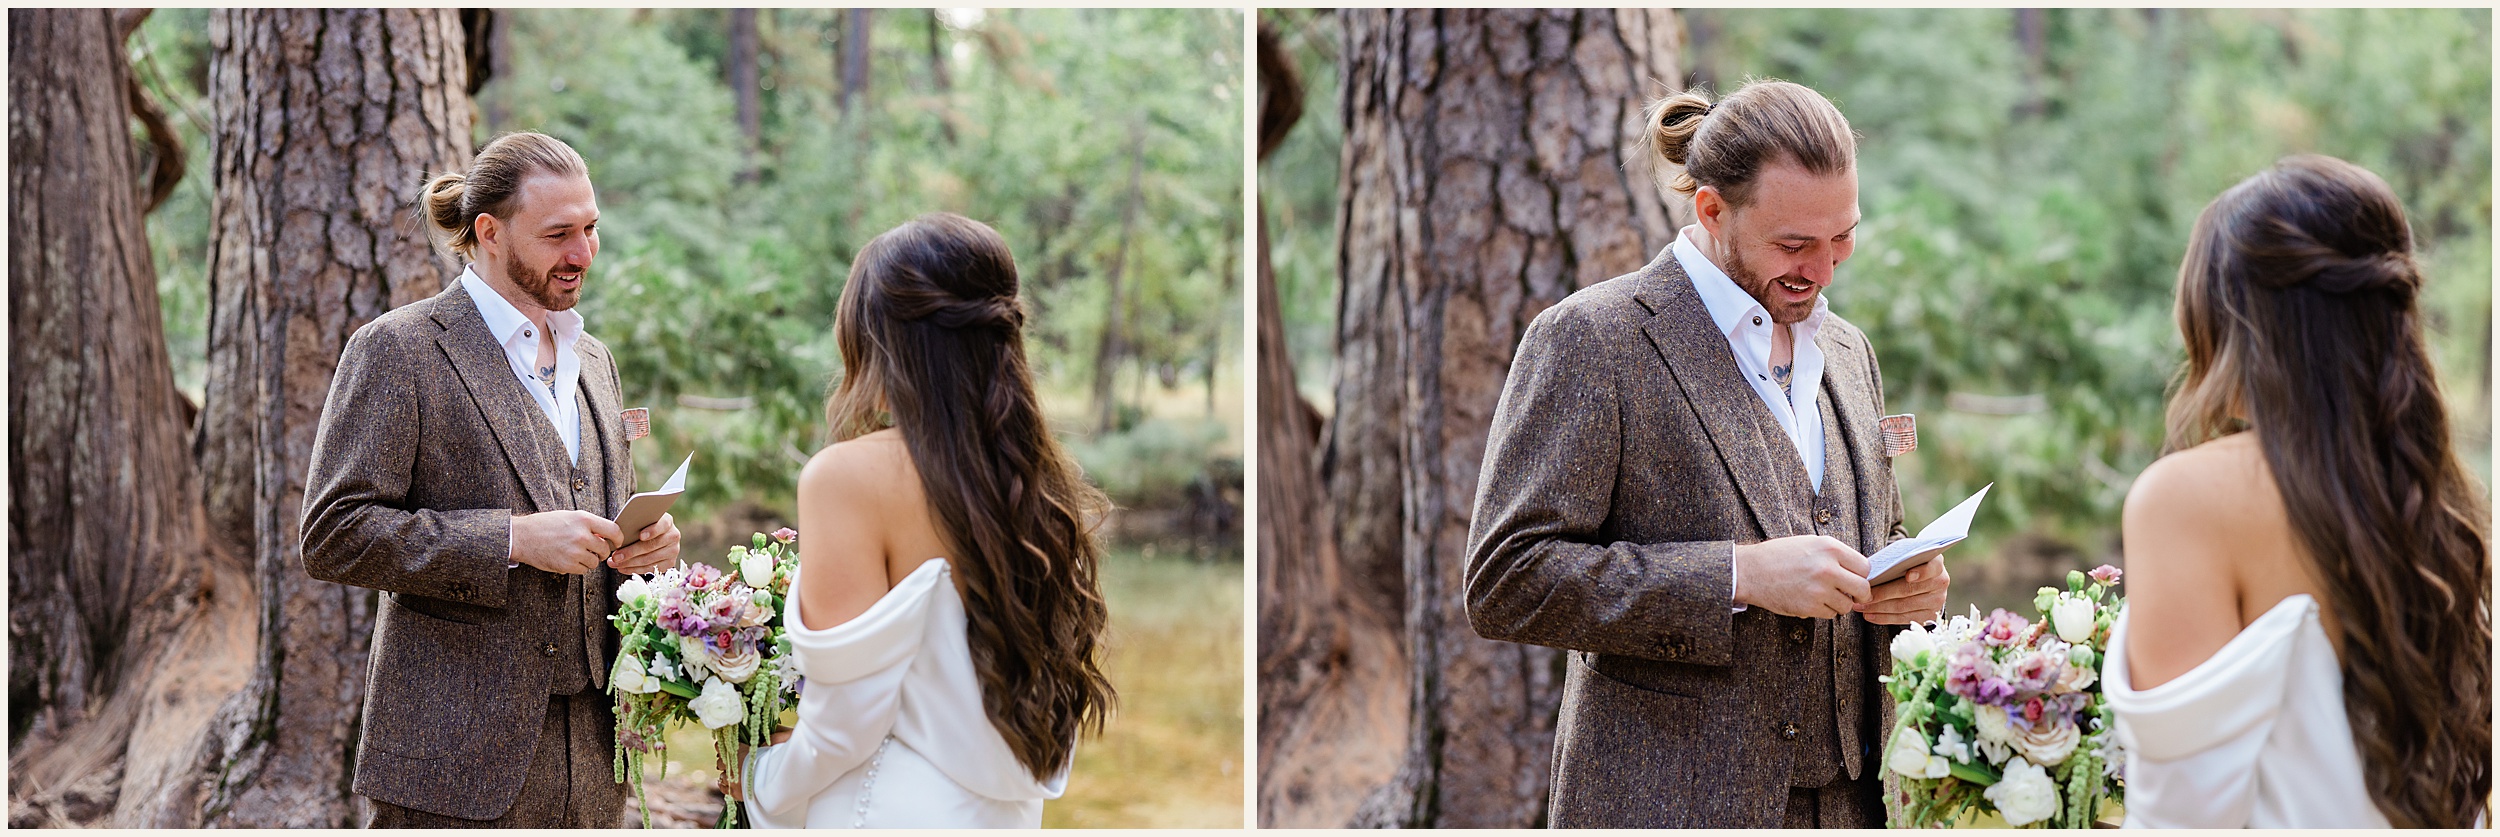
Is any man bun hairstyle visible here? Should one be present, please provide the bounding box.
[1641,79,1857,207]
[420,131,589,260]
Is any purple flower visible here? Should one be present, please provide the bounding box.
[1979,608,2030,647]
[654,596,709,637]
[772,527,798,544]
[2001,650,2065,695]
[700,594,745,630]
[2089,564,2123,585]
[1942,642,2016,705]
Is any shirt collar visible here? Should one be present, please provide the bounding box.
[1672,225,1829,340]
[458,265,583,345]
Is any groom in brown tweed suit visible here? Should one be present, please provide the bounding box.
[1465,82,1951,827]
[301,133,679,827]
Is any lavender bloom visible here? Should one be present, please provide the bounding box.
[654,595,709,637]
[2001,649,2066,695]
[2089,564,2123,585]
[1979,608,2030,647]
[772,527,798,544]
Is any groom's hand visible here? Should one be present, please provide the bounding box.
[1732,535,1871,619]
[510,510,625,575]
[1856,557,1951,625]
[608,512,681,574]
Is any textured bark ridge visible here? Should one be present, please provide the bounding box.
[1326,9,1682,828]
[186,9,475,828]
[1255,21,1411,829]
[7,9,254,828]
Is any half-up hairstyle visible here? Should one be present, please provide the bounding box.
[2169,154,2490,827]
[1640,79,1856,207]
[421,131,588,261]
[826,212,1115,781]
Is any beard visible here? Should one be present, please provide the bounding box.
[502,249,585,312]
[1723,245,1818,325]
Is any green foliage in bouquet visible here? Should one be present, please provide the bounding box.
[609,530,802,828]
[1883,566,2127,828]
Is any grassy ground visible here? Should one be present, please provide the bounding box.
[650,545,1243,827]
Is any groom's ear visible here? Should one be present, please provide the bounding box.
[1694,185,1729,237]
[474,211,502,252]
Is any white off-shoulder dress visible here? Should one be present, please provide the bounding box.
[741,559,1067,828]
[2103,594,2390,828]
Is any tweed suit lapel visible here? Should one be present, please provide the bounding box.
[573,340,629,519]
[1631,250,1789,538]
[431,282,566,514]
[1815,327,1889,550]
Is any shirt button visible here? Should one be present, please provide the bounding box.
[1752,316,1763,326]
[541,643,559,657]
[524,329,533,338]
[1782,722,1800,740]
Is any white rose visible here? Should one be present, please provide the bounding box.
[2015,713,2082,766]
[712,641,761,684]
[1887,726,1934,778]
[1890,622,1935,665]
[2052,594,2097,644]
[610,654,657,694]
[616,575,652,606]
[677,638,717,679]
[1923,755,1952,779]
[1973,704,2015,746]
[690,677,746,729]
[741,551,776,590]
[1983,757,2062,826]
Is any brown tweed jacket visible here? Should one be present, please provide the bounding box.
[1465,247,1910,827]
[300,281,629,820]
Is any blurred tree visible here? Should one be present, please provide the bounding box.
[184,9,477,827]
[6,9,246,828]
[728,8,760,181]
[1264,8,1684,828]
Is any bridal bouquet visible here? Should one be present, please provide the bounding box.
[1882,565,2126,828]
[609,528,801,828]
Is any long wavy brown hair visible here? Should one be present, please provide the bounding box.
[2168,154,2490,827]
[826,212,1114,781]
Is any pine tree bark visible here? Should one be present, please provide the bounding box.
[184,9,474,827]
[840,8,873,119]
[1253,18,1409,828]
[6,9,254,828]
[1326,9,1682,827]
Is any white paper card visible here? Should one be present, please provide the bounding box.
[1865,483,1991,586]
[614,452,692,543]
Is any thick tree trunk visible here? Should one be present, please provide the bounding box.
[1327,9,1681,827]
[1253,20,1408,828]
[728,9,760,181]
[6,9,254,828]
[184,10,474,827]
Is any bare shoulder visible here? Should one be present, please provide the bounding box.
[799,430,918,501]
[2124,433,2281,550]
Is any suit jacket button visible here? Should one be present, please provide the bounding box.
[1791,625,1809,643]
[1816,508,1833,525]
[542,643,559,657]
[1782,722,1799,740]
[573,476,588,492]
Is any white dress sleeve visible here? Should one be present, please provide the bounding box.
[741,564,946,823]
[2103,599,2305,829]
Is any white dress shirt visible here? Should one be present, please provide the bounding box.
[1673,227,1828,491]
[460,266,584,464]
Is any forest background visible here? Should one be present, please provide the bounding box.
[18,7,1241,828]
[1257,7,2489,828]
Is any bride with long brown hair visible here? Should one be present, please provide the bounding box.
[2104,155,2489,827]
[734,212,1115,828]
